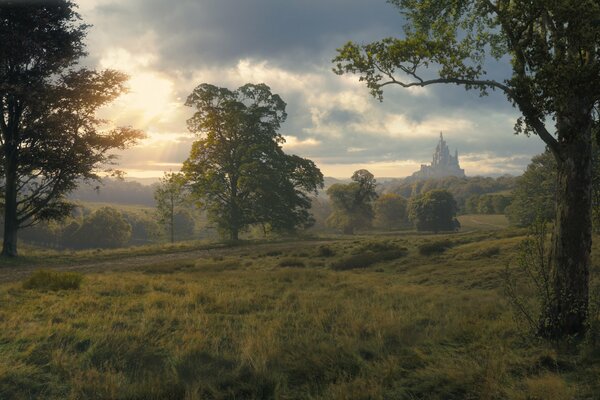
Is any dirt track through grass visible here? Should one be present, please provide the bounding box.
[0,240,331,284]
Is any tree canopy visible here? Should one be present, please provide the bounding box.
[182,83,323,240]
[0,1,143,256]
[334,0,600,338]
[374,193,409,230]
[326,169,378,234]
[506,151,557,226]
[408,189,458,233]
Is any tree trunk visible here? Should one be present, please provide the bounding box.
[230,227,239,241]
[2,158,18,257]
[540,113,592,338]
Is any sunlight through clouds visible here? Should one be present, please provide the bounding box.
[97,48,183,129]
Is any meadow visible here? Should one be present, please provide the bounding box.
[0,217,599,399]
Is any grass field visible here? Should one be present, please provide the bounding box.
[1,226,599,399]
[457,214,510,230]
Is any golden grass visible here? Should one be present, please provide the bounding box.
[0,230,598,399]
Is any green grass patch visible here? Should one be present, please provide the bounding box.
[279,258,306,268]
[331,249,407,271]
[22,269,83,291]
[418,240,454,256]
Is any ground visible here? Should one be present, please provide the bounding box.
[0,215,599,399]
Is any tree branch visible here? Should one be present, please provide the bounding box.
[378,76,514,96]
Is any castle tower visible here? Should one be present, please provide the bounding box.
[410,133,466,180]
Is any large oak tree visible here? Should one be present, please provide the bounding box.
[334,0,600,337]
[0,1,143,257]
[182,83,323,241]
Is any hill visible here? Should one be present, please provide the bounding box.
[0,225,598,399]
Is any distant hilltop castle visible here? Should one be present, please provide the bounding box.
[410,132,465,180]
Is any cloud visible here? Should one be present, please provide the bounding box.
[282,136,321,150]
[75,0,546,180]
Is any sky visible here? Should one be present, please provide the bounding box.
[76,0,546,181]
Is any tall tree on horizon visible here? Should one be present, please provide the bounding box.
[334,0,600,338]
[182,83,323,241]
[0,1,143,257]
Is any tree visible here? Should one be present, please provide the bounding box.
[408,190,458,233]
[173,209,196,240]
[334,0,600,338]
[125,212,162,245]
[182,83,323,241]
[374,193,408,229]
[154,172,189,243]
[506,151,557,227]
[71,207,131,249]
[326,169,378,234]
[0,2,143,257]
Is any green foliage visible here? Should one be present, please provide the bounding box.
[326,169,378,234]
[71,207,132,249]
[125,211,162,245]
[182,83,323,240]
[374,193,408,229]
[316,245,335,257]
[503,216,552,335]
[154,172,190,243]
[0,2,143,257]
[389,175,516,212]
[409,189,458,233]
[506,151,557,227]
[465,193,512,215]
[418,239,454,256]
[22,269,82,291]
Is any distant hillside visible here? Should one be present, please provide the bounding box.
[69,178,156,206]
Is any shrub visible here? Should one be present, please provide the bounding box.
[22,269,83,291]
[476,246,501,258]
[279,258,306,268]
[317,245,335,257]
[418,240,454,256]
[331,249,406,271]
[357,240,401,253]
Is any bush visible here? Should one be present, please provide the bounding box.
[476,246,501,258]
[317,245,335,257]
[331,249,406,271]
[279,258,306,268]
[22,269,83,291]
[357,240,401,253]
[418,240,454,256]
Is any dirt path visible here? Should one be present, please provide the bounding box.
[0,240,330,284]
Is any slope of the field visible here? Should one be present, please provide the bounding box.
[0,228,599,399]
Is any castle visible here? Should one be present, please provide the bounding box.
[410,132,465,180]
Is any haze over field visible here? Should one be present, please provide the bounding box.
[76,0,546,180]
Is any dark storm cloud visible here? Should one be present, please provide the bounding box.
[92,0,404,71]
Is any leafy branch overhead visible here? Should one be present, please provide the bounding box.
[333,0,600,157]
